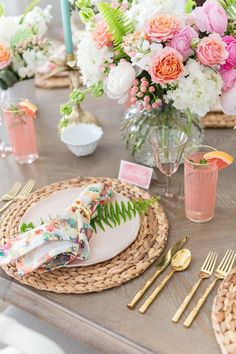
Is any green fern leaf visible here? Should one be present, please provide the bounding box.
[220,0,236,18]
[97,2,134,53]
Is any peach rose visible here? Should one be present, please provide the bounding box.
[0,42,11,69]
[197,33,228,67]
[149,47,184,84]
[92,21,112,48]
[145,15,180,43]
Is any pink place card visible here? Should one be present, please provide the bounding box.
[118,160,153,189]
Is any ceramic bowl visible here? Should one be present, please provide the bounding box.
[60,123,103,157]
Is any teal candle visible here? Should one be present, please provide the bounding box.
[60,0,73,54]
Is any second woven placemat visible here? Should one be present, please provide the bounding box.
[0,177,168,294]
[212,268,236,354]
[203,112,236,128]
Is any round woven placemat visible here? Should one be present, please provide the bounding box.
[0,177,168,294]
[203,112,236,128]
[35,73,70,89]
[212,268,236,354]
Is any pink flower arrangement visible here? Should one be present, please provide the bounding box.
[197,33,228,67]
[149,47,184,84]
[170,26,199,60]
[221,36,236,70]
[145,15,180,43]
[92,20,112,48]
[220,68,236,91]
[193,0,228,35]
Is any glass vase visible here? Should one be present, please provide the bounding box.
[121,104,204,167]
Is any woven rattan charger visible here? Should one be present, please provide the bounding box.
[212,268,236,354]
[0,177,168,294]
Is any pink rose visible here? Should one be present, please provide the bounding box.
[92,21,112,48]
[221,82,236,115]
[169,26,198,60]
[193,0,227,35]
[197,33,228,67]
[145,15,180,43]
[221,35,236,70]
[220,68,236,91]
[149,47,184,84]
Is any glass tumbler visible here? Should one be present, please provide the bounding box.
[184,145,218,223]
[3,99,38,164]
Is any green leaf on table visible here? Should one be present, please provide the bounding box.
[20,222,35,233]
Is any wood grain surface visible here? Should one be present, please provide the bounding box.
[0,80,235,354]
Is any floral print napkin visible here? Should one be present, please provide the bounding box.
[0,183,112,275]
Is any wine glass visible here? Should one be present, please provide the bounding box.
[149,127,188,199]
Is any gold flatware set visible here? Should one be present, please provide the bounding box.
[128,239,235,327]
[0,179,36,214]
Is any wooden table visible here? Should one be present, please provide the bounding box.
[0,80,235,354]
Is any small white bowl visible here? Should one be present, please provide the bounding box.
[61,123,103,157]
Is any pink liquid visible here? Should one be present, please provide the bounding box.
[4,109,38,164]
[184,152,218,223]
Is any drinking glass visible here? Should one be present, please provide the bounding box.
[149,127,188,199]
[0,89,12,158]
[184,145,218,223]
[3,99,38,164]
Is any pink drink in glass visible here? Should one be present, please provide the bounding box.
[184,148,218,223]
[3,100,38,164]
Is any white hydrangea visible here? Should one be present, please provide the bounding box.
[0,16,20,43]
[165,60,223,117]
[18,49,48,78]
[126,0,186,31]
[23,5,52,36]
[76,32,113,86]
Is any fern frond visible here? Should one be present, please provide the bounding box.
[97,2,134,53]
[90,197,159,232]
[220,0,236,18]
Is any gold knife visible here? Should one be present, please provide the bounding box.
[127,236,189,309]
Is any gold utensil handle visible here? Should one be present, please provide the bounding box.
[139,270,174,314]
[128,268,164,309]
[184,278,218,328]
[172,278,202,323]
[0,200,13,214]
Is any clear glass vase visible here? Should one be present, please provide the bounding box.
[0,88,13,158]
[121,104,204,167]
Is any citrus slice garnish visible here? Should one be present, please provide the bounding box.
[203,151,234,170]
[19,100,37,118]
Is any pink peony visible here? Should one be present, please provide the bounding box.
[169,25,198,60]
[221,35,236,70]
[221,82,236,115]
[220,68,236,91]
[149,47,184,84]
[92,21,112,48]
[193,0,228,35]
[197,33,228,67]
[145,15,180,43]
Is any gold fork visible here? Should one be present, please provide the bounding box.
[0,179,36,214]
[184,249,236,328]
[172,251,218,323]
[0,182,22,202]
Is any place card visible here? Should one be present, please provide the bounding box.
[118,160,153,189]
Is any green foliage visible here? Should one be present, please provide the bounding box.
[10,28,34,49]
[0,3,5,16]
[0,69,18,90]
[20,222,35,233]
[185,0,196,13]
[69,89,85,103]
[220,0,236,18]
[92,80,104,97]
[80,7,95,23]
[97,2,134,53]
[19,0,40,24]
[60,103,73,116]
[90,197,159,232]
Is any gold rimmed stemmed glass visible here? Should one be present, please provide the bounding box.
[149,127,188,200]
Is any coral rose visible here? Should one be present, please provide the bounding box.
[149,47,184,84]
[0,42,11,69]
[221,35,236,70]
[92,21,112,48]
[145,15,180,43]
[197,33,228,67]
[193,0,227,35]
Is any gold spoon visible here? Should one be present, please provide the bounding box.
[139,249,192,314]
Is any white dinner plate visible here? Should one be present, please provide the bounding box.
[20,187,140,267]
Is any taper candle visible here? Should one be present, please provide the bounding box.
[60,0,73,54]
